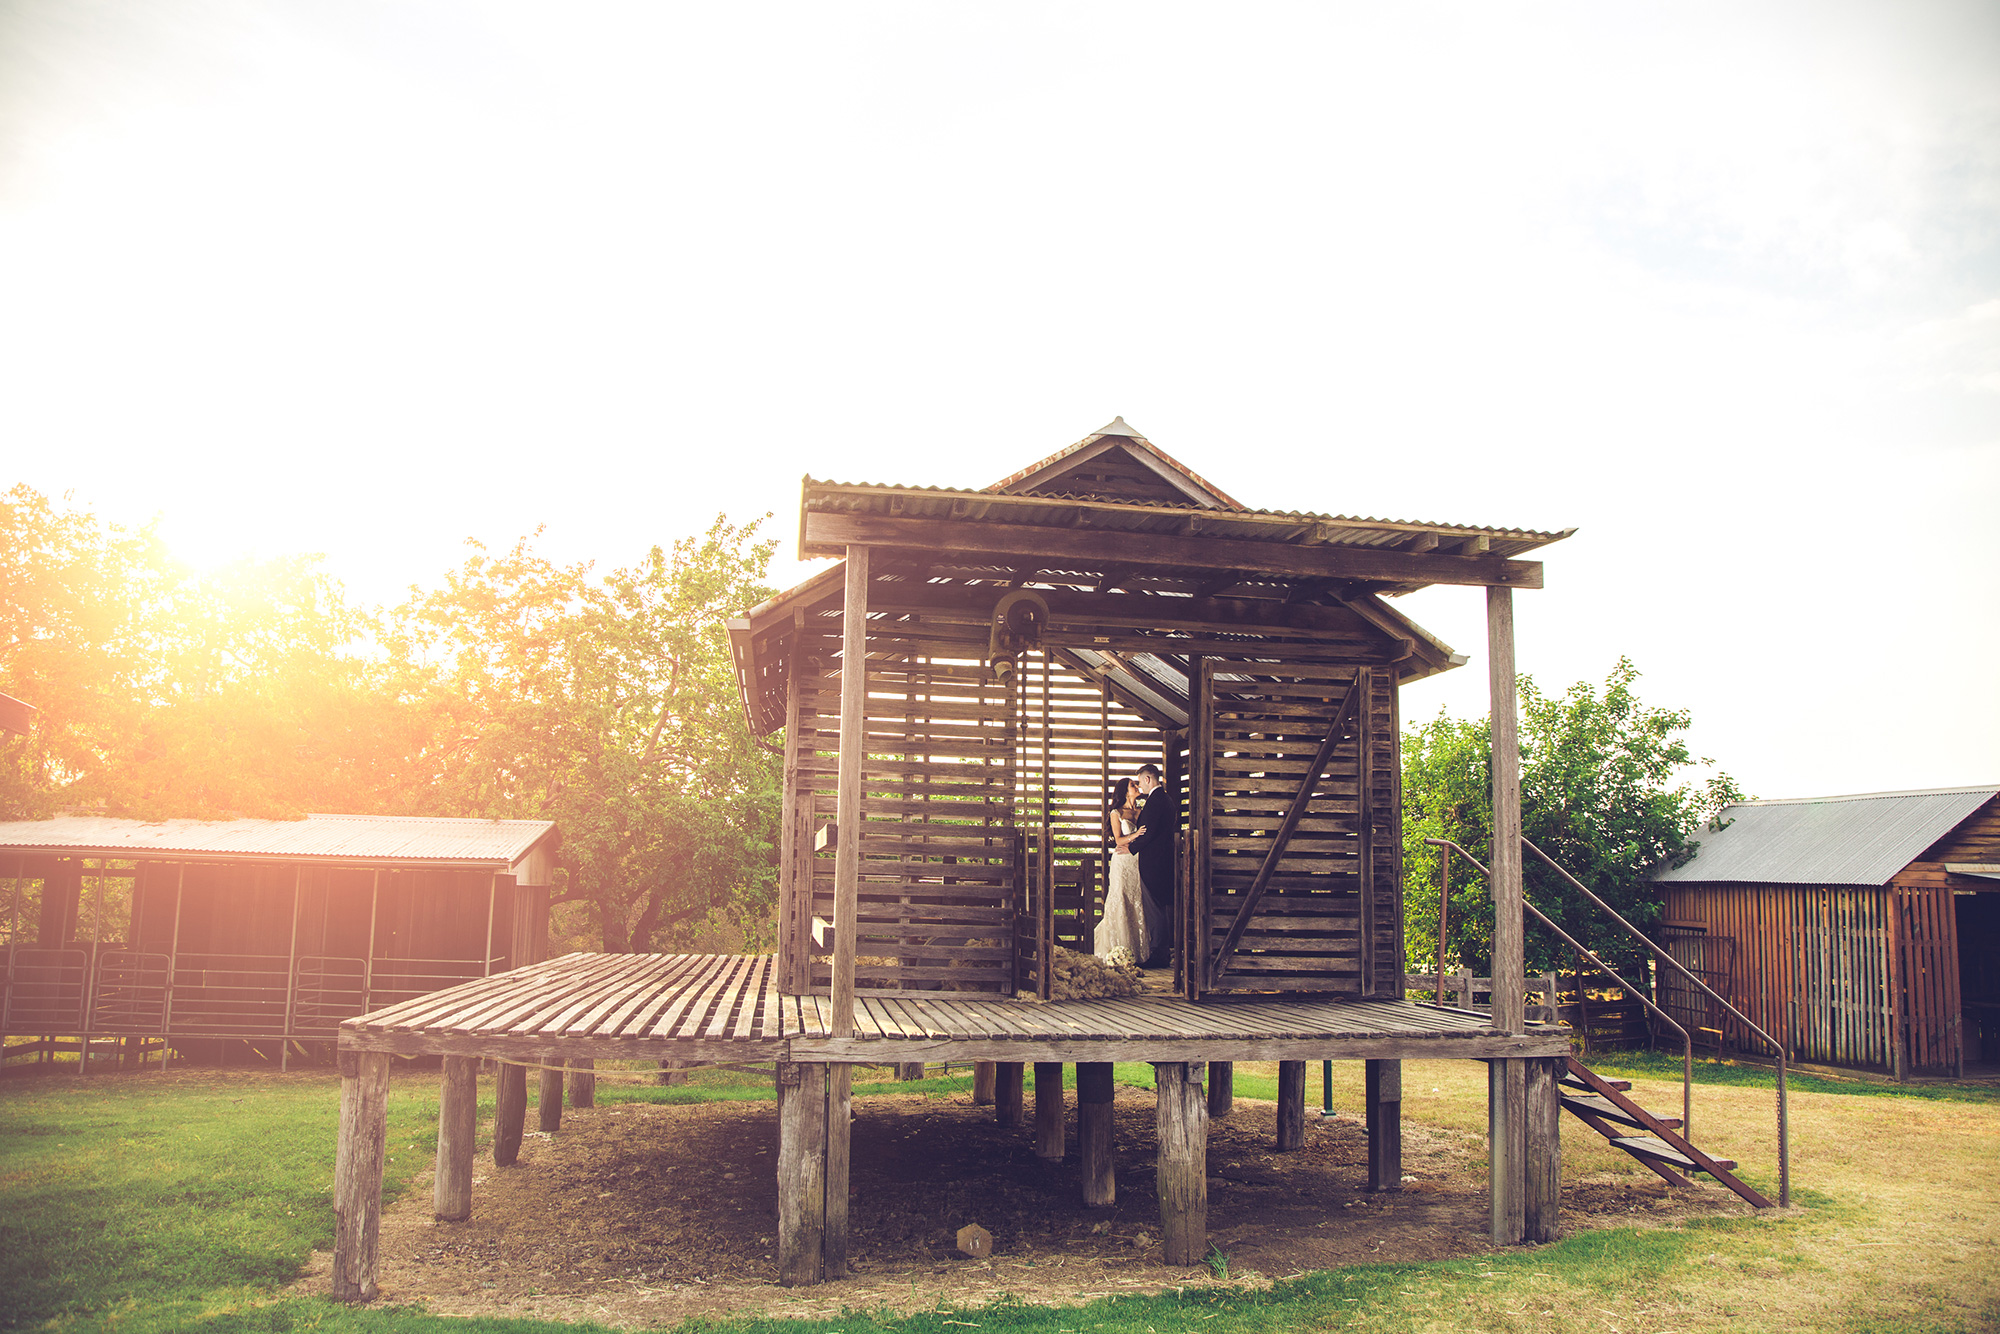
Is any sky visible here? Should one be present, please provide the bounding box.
[3,1,1996,801]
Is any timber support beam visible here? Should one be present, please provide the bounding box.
[494,1060,527,1167]
[1155,1062,1208,1265]
[1366,1058,1402,1191]
[1034,1062,1065,1160]
[1078,1062,1115,1206]
[332,1051,391,1302]
[1276,1060,1306,1150]
[802,511,1545,590]
[434,1056,477,1221]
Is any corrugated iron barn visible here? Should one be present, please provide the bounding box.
[1651,785,2000,1078]
[0,813,557,1069]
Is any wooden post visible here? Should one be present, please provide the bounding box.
[1487,585,1526,1244]
[538,1060,564,1132]
[1490,1057,1526,1243]
[162,863,185,1066]
[332,1050,392,1302]
[776,1061,827,1286]
[281,867,302,1070]
[1155,1062,1208,1265]
[995,1061,1024,1127]
[1276,1060,1305,1150]
[362,870,380,1012]
[570,1056,595,1108]
[778,643,803,992]
[897,1062,926,1081]
[1078,1061,1115,1206]
[832,546,868,1038]
[1524,1055,1561,1243]
[1033,1062,1065,1160]
[1207,1060,1233,1118]
[973,1061,996,1105]
[814,546,869,1284]
[435,1055,478,1221]
[80,860,104,1075]
[483,873,498,976]
[494,1060,528,1166]
[825,1062,852,1278]
[1366,1058,1403,1191]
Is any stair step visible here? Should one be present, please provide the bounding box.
[1610,1136,1736,1174]
[1560,1071,1631,1092]
[1560,1092,1682,1130]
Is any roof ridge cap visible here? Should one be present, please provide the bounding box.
[1728,784,2000,807]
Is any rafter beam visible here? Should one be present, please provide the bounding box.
[861,581,1382,638]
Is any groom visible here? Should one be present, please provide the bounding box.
[1125,763,1179,967]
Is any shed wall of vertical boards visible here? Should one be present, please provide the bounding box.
[1658,882,1962,1073]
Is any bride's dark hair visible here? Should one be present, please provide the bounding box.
[1108,776,1132,809]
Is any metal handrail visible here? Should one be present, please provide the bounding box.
[1426,838,1695,1138]
[1521,834,1788,1207]
[1425,834,1790,1207]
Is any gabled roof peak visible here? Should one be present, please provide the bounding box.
[985,419,1246,510]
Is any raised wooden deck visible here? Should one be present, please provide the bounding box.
[337,951,1570,1064]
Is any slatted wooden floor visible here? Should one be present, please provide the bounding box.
[339,952,1570,1065]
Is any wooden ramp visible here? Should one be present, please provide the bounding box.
[338,951,1571,1066]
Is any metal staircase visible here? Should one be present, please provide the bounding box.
[1424,832,1791,1209]
[1560,1055,1774,1207]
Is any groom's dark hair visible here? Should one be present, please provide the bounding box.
[1138,764,1161,779]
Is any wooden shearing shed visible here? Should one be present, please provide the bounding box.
[328,420,1774,1302]
[1652,785,2000,1078]
[0,813,557,1069]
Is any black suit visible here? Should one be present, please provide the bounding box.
[1127,782,1179,946]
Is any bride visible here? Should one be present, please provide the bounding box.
[1094,776,1164,965]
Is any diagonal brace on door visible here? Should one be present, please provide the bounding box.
[1207,681,1363,987]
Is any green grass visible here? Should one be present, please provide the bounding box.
[1580,1047,2000,1103]
[3,1058,1996,1334]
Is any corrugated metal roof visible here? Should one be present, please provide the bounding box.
[805,477,1572,550]
[0,813,557,867]
[1652,786,2000,887]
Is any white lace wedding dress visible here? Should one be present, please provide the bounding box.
[1094,817,1164,963]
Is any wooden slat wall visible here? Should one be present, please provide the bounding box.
[1201,662,1398,996]
[793,628,1021,997]
[1660,883,1913,1072]
[1361,666,1401,995]
[1894,887,1961,1074]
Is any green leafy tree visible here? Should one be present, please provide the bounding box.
[0,484,169,818]
[0,485,390,820]
[1402,658,1745,980]
[4,484,785,953]
[388,517,781,952]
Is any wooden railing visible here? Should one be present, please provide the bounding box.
[1402,969,1560,1023]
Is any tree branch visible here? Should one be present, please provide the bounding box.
[637,659,681,767]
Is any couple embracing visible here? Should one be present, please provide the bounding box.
[1094,764,1177,969]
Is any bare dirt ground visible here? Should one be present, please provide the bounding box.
[296,1086,1753,1329]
